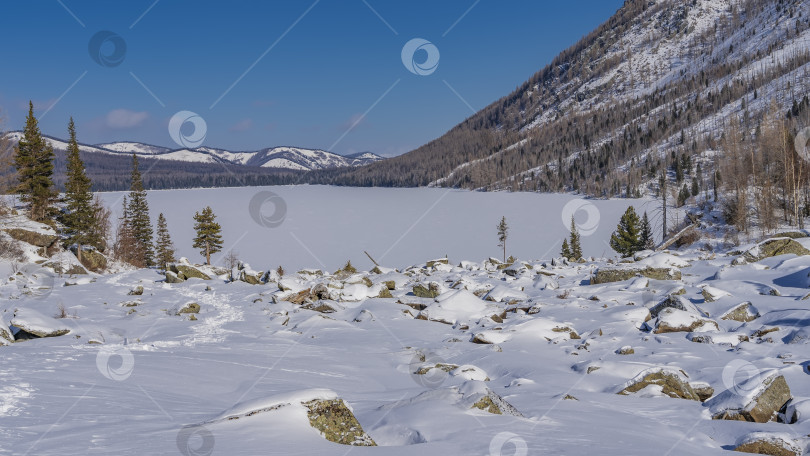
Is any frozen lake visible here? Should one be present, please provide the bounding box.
[100,186,653,271]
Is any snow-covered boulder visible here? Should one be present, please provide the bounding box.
[649,294,705,319]
[459,381,522,416]
[617,367,700,401]
[733,432,801,456]
[742,238,810,262]
[720,302,760,323]
[417,290,498,326]
[708,370,792,423]
[591,266,681,284]
[484,284,528,302]
[213,389,375,446]
[10,309,71,338]
[653,308,718,334]
[168,259,211,281]
[701,285,731,302]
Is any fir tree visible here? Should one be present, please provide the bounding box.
[497,216,508,263]
[155,213,176,270]
[193,206,223,265]
[640,211,655,250]
[560,238,572,260]
[569,216,582,261]
[62,118,94,263]
[127,154,154,266]
[691,178,699,197]
[14,101,56,222]
[610,206,641,257]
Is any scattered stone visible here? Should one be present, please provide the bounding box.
[413,283,440,298]
[734,432,801,456]
[128,286,144,296]
[690,382,714,402]
[709,371,792,423]
[563,394,578,401]
[743,238,810,262]
[721,302,761,323]
[303,399,376,446]
[617,368,700,401]
[591,267,681,285]
[653,308,718,334]
[616,346,635,355]
[178,303,201,314]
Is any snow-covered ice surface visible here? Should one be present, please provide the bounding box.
[100,186,650,272]
[6,188,810,454]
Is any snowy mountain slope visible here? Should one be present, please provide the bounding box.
[3,132,384,172]
[310,0,810,194]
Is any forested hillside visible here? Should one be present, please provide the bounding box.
[307,0,810,200]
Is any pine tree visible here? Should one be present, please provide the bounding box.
[640,211,655,250]
[62,118,95,263]
[193,206,223,265]
[155,213,176,270]
[610,206,641,257]
[561,238,572,260]
[497,216,508,263]
[14,101,56,222]
[569,216,582,261]
[126,154,154,266]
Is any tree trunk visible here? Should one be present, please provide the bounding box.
[206,243,210,265]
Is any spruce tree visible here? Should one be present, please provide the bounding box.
[610,206,641,257]
[193,206,223,265]
[569,216,582,261]
[561,238,572,260]
[640,211,655,251]
[126,154,154,266]
[63,118,94,263]
[496,216,508,263]
[155,213,176,270]
[14,101,56,221]
[114,196,144,267]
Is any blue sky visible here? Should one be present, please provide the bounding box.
[0,0,623,156]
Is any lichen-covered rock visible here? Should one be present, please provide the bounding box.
[77,249,107,272]
[165,271,184,283]
[177,302,200,314]
[169,262,211,281]
[721,302,761,323]
[591,267,681,284]
[690,382,714,402]
[653,308,718,334]
[709,371,792,423]
[303,399,376,446]
[743,238,810,262]
[649,294,705,319]
[128,286,144,296]
[3,228,57,248]
[413,283,440,298]
[734,432,801,456]
[617,367,700,401]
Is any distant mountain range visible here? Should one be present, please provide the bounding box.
[3,132,384,172]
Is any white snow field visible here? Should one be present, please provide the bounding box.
[4,188,810,455]
[99,186,652,272]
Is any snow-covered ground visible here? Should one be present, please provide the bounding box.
[99,186,651,272]
[5,187,810,455]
